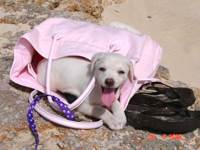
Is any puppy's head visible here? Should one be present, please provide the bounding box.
[91,52,134,89]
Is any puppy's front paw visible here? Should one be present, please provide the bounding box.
[113,111,127,127]
[106,116,126,130]
[110,101,127,129]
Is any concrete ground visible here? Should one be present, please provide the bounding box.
[102,0,200,87]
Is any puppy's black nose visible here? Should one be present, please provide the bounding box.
[105,78,115,87]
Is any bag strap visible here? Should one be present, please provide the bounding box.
[45,33,97,110]
[27,92,75,150]
[28,90,103,150]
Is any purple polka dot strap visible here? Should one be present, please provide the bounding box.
[27,94,75,150]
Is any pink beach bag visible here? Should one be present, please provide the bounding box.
[10,18,162,129]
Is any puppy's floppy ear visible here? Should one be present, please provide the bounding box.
[127,60,135,83]
[90,53,106,73]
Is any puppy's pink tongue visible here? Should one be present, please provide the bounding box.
[101,88,116,108]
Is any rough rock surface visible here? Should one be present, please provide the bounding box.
[0,1,200,150]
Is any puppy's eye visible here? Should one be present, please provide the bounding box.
[99,67,106,72]
[118,70,125,74]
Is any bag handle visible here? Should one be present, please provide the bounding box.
[29,33,103,129]
[28,90,103,129]
[45,33,97,110]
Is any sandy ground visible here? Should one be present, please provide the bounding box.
[101,0,200,87]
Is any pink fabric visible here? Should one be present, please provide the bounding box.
[10,17,162,129]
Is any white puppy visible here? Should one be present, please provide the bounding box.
[37,22,140,130]
[37,53,133,130]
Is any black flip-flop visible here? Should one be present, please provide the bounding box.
[126,105,200,133]
[129,82,195,108]
[125,82,199,134]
